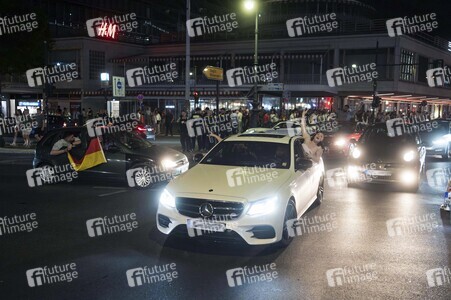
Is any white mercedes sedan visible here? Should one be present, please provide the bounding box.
[156,133,325,247]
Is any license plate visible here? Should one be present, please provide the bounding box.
[367,170,391,176]
[187,219,225,232]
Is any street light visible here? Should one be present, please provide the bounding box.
[100,73,110,112]
[243,0,260,127]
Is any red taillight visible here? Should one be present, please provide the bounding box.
[63,122,67,127]
[137,126,147,132]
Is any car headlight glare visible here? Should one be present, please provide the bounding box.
[160,189,175,208]
[403,151,415,162]
[247,196,278,216]
[432,138,447,145]
[334,138,346,147]
[161,159,177,170]
[352,148,361,159]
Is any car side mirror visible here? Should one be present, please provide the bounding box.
[296,157,313,170]
[106,144,120,152]
[193,153,204,163]
[273,126,280,130]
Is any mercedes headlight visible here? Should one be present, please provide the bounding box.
[159,189,175,208]
[352,148,361,159]
[161,158,177,169]
[247,196,278,216]
[334,138,346,147]
[403,150,415,162]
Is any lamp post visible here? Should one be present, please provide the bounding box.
[244,0,260,127]
[100,72,109,113]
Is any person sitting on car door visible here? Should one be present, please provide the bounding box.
[50,131,81,156]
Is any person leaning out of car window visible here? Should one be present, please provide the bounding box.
[50,132,81,156]
[301,109,324,164]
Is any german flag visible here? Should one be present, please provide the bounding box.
[68,137,107,171]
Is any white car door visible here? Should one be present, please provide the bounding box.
[291,139,314,216]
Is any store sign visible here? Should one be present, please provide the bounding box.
[203,66,224,81]
[18,101,40,107]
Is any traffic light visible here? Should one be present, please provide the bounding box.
[193,91,199,102]
[372,96,381,108]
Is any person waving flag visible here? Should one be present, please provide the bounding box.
[68,137,107,171]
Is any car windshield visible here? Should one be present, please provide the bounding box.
[360,127,416,145]
[419,121,450,136]
[105,131,152,150]
[201,141,290,168]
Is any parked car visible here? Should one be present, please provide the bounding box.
[156,132,325,247]
[32,127,188,188]
[136,123,156,141]
[323,123,364,157]
[347,123,426,192]
[419,119,451,159]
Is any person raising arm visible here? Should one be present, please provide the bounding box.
[300,109,324,164]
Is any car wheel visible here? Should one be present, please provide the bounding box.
[277,199,297,248]
[314,176,324,205]
[129,165,154,189]
[37,163,55,184]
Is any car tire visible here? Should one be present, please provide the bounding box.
[314,176,324,205]
[37,163,55,184]
[128,164,155,189]
[277,198,297,248]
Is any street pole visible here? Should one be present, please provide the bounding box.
[250,5,260,127]
[372,41,379,123]
[185,0,191,112]
[216,61,220,112]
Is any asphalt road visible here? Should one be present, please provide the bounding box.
[0,140,450,300]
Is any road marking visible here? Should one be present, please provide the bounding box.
[98,190,127,197]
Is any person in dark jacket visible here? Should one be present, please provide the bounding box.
[177,111,191,152]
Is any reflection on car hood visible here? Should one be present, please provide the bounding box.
[358,142,417,162]
[167,164,292,202]
[130,145,185,162]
